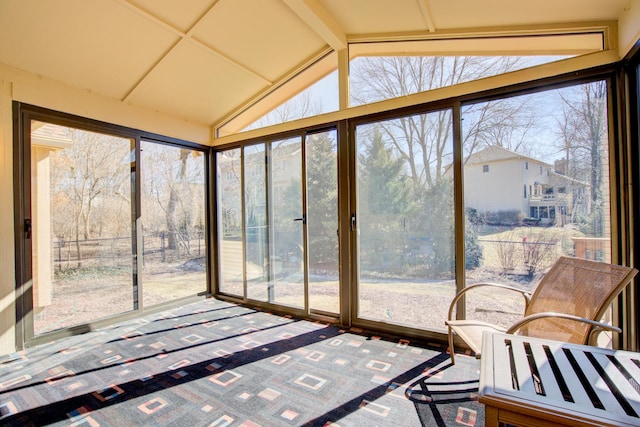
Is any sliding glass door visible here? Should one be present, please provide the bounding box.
[16,106,209,346]
[29,121,136,336]
[140,141,207,307]
[216,129,339,315]
[306,131,339,314]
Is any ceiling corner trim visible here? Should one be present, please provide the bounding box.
[282,0,347,50]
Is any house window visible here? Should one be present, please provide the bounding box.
[530,207,538,218]
[525,161,528,170]
[558,187,566,193]
[524,185,527,198]
[483,164,489,173]
[540,206,549,218]
[594,250,605,261]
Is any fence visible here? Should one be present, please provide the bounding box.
[53,232,206,271]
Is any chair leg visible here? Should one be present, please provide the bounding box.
[447,325,456,365]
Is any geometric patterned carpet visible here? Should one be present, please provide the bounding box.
[0,298,483,426]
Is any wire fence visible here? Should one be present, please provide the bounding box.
[53,232,206,271]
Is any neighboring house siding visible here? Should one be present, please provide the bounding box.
[465,159,524,212]
[462,145,588,225]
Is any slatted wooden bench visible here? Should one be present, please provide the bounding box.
[479,332,640,427]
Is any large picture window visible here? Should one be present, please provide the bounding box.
[354,109,455,330]
[461,80,613,332]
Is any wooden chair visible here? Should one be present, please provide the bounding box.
[445,256,637,364]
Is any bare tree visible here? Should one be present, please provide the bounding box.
[522,230,560,278]
[555,81,608,234]
[351,56,535,184]
[494,230,518,274]
[143,145,205,254]
[51,129,131,265]
[249,91,323,130]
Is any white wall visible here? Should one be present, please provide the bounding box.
[0,79,15,354]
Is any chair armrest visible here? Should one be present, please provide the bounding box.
[506,312,622,345]
[447,283,532,321]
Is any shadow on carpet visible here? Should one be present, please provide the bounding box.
[0,299,483,426]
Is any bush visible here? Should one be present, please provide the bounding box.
[483,209,523,226]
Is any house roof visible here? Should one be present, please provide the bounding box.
[0,0,635,141]
[464,145,550,167]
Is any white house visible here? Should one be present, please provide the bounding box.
[463,145,589,224]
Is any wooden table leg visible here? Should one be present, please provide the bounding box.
[484,406,500,427]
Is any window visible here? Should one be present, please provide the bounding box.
[17,106,209,345]
[215,71,617,343]
[216,130,339,315]
[356,109,454,330]
[463,79,612,330]
[217,149,242,298]
[218,53,338,136]
[217,33,604,138]
[141,142,207,307]
[31,122,135,335]
[348,33,600,107]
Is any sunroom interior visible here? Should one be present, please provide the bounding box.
[1,0,640,361]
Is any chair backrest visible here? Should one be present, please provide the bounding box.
[522,256,637,344]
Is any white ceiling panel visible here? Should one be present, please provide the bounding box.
[0,0,179,100]
[193,0,327,81]
[126,40,266,124]
[321,0,431,35]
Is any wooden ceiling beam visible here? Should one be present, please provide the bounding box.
[282,0,347,51]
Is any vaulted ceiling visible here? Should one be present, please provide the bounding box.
[0,0,633,134]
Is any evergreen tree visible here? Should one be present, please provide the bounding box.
[358,127,412,271]
[306,133,338,266]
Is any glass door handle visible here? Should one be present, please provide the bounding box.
[293,215,306,224]
[24,218,32,239]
